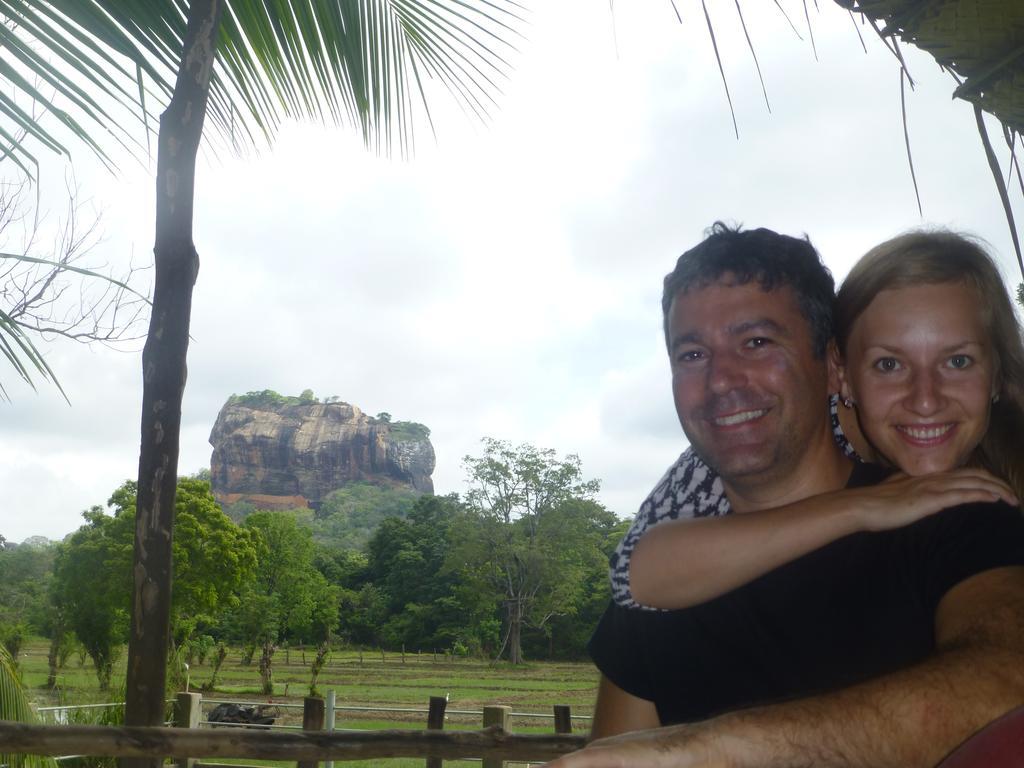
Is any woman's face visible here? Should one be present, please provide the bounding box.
[837,281,998,475]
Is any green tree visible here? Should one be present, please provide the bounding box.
[0,538,57,635]
[52,506,132,690]
[522,499,622,659]
[364,494,494,652]
[222,589,278,668]
[1,539,84,691]
[365,497,461,610]
[106,478,260,647]
[336,583,389,647]
[43,577,73,690]
[456,439,602,664]
[52,478,258,689]
[242,512,339,693]
[315,547,368,589]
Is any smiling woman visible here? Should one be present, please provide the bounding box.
[839,282,996,475]
[834,230,1024,500]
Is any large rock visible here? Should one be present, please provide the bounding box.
[209,397,434,510]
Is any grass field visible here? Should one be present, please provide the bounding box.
[16,639,600,767]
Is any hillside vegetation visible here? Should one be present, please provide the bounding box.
[1,438,627,700]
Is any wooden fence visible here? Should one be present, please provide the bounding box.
[0,693,588,766]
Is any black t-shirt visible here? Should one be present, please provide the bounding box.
[588,462,1024,725]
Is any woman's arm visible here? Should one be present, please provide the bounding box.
[609,448,727,609]
[613,395,859,608]
[630,468,1018,609]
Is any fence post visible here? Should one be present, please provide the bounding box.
[324,690,337,768]
[173,692,201,768]
[554,705,572,734]
[425,695,447,768]
[482,705,511,768]
[298,697,325,768]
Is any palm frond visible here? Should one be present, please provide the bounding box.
[0,0,526,168]
[0,251,151,304]
[0,303,66,402]
[0,644,59,768]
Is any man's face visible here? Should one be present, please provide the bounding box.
[668,278,831,487]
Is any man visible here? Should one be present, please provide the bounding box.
[547,223,1024,767]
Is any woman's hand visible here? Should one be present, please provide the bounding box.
[844,467,1018,532]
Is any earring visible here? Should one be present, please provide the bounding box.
[842,397,853,408]
[992,393,1001,404]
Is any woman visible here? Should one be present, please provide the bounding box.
[614,229,1024,610]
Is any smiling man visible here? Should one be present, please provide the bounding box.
[549,223,1024,767]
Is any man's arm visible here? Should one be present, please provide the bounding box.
[552,566,1024,768]
[590,675,660,738]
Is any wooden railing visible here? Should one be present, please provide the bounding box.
[1,692,588,766]
[0,722,584,763]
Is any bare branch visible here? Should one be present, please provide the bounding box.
[0,173,150,351]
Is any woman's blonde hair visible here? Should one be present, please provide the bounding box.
[834,230,1024,500]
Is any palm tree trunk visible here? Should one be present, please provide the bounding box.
[122,2,223,766]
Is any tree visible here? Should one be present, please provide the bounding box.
[43,577,73,690]
[523,499,623,659]
[336,583,389,647]
[457,438,602,664]
[241,511,339,693]
[105,478,260,648]
[1,0,523,733]
[367,509,449,612]
[363,493,495,652]
[51,477,258,689]
[0,537,66,685]
[52,506,132,690]
[314,546,368,589]
[0,537,57,634]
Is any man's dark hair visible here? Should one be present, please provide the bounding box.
[662,222,835,358]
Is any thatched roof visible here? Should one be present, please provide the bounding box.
[840,0,1024,137]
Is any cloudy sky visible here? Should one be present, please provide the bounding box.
[3,1,1022,543]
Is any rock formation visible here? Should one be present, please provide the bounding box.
[209,395,434,510]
